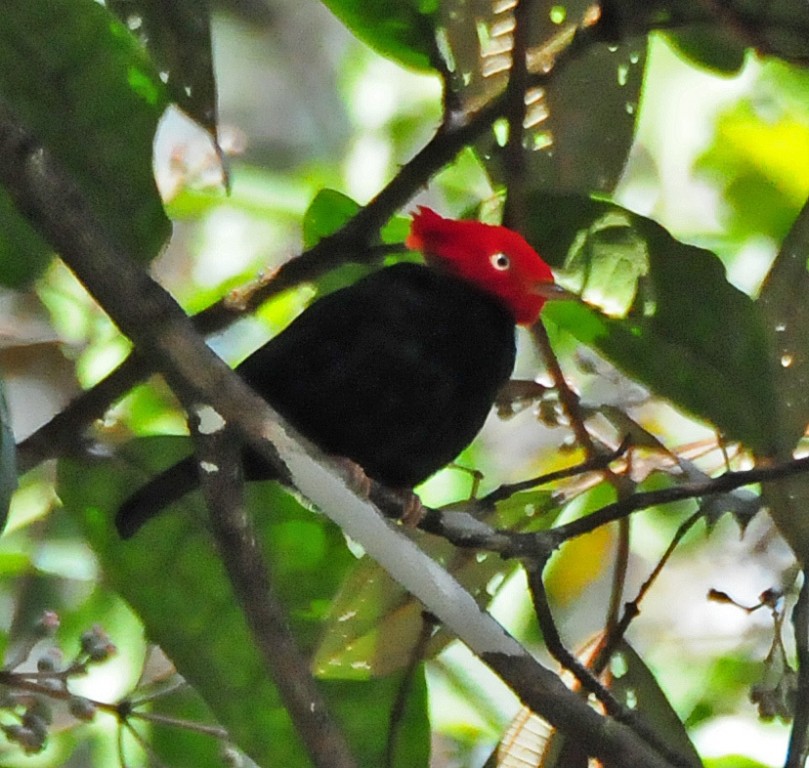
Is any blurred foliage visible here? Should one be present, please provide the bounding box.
[1,0,809,767]
[0,0,171,285]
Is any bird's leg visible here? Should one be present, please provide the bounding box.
[332,456,374,499]
[394,489,425,527]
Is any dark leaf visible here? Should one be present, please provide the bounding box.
[666,25,745,74]
[609,640,702,768]
[0,0,171,271]
[439,0,646,193]
[538,201,779,453]
[106,0,219,139]
[758,199,809,560]
[0,194,51,289]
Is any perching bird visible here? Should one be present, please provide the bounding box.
[116,207,556,538]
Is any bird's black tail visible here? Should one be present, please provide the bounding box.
[116,455,200,539]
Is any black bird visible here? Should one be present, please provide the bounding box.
[116,207,555,538]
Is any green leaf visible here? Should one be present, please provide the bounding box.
[319,0,436,71]
[314,490,557,679]
[541,205,778,453]
[0,194,52,289]
[758,200,809,455]
[524,194,615,268]
[666,26,745,75]
[0,0,171,281]
[609,641,702,768]
[58,437,429,767]
[303,189,361,248]
[704,757,771,768]
[0,379,16,532]
[697,98,809,242]
[757,200,809,560]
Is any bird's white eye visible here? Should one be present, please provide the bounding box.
[490,252,510,271]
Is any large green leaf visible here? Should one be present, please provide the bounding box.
[0,0,171,286]
[319,0,437,71]
[756,199,809,560]
[58,437,429,767]
[538,200,778,453]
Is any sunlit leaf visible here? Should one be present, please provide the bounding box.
[704,756,771,768]
[698,99,809,241]
[303,188,361,248]
[315,489,557,678]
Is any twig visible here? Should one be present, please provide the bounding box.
[479,437,629,505]
[786,572,809,768]
[531,310,632,658]
[592,509,704,675]
[505,457,809,557]
[525,567,696,768]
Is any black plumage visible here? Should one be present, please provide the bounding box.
[116,262,516,538]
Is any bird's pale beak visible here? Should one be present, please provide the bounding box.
[532,282,578,301]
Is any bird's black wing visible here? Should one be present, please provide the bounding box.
[238,263,516,487]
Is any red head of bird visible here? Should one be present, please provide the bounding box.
[405,207,555,326]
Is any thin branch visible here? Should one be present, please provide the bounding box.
[592,509,704,676]
[504,457,809,558]
[479,438,629,505]
[786,572,809,768]
[525,567,696,768]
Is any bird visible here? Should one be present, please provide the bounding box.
[115,207,556,538]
